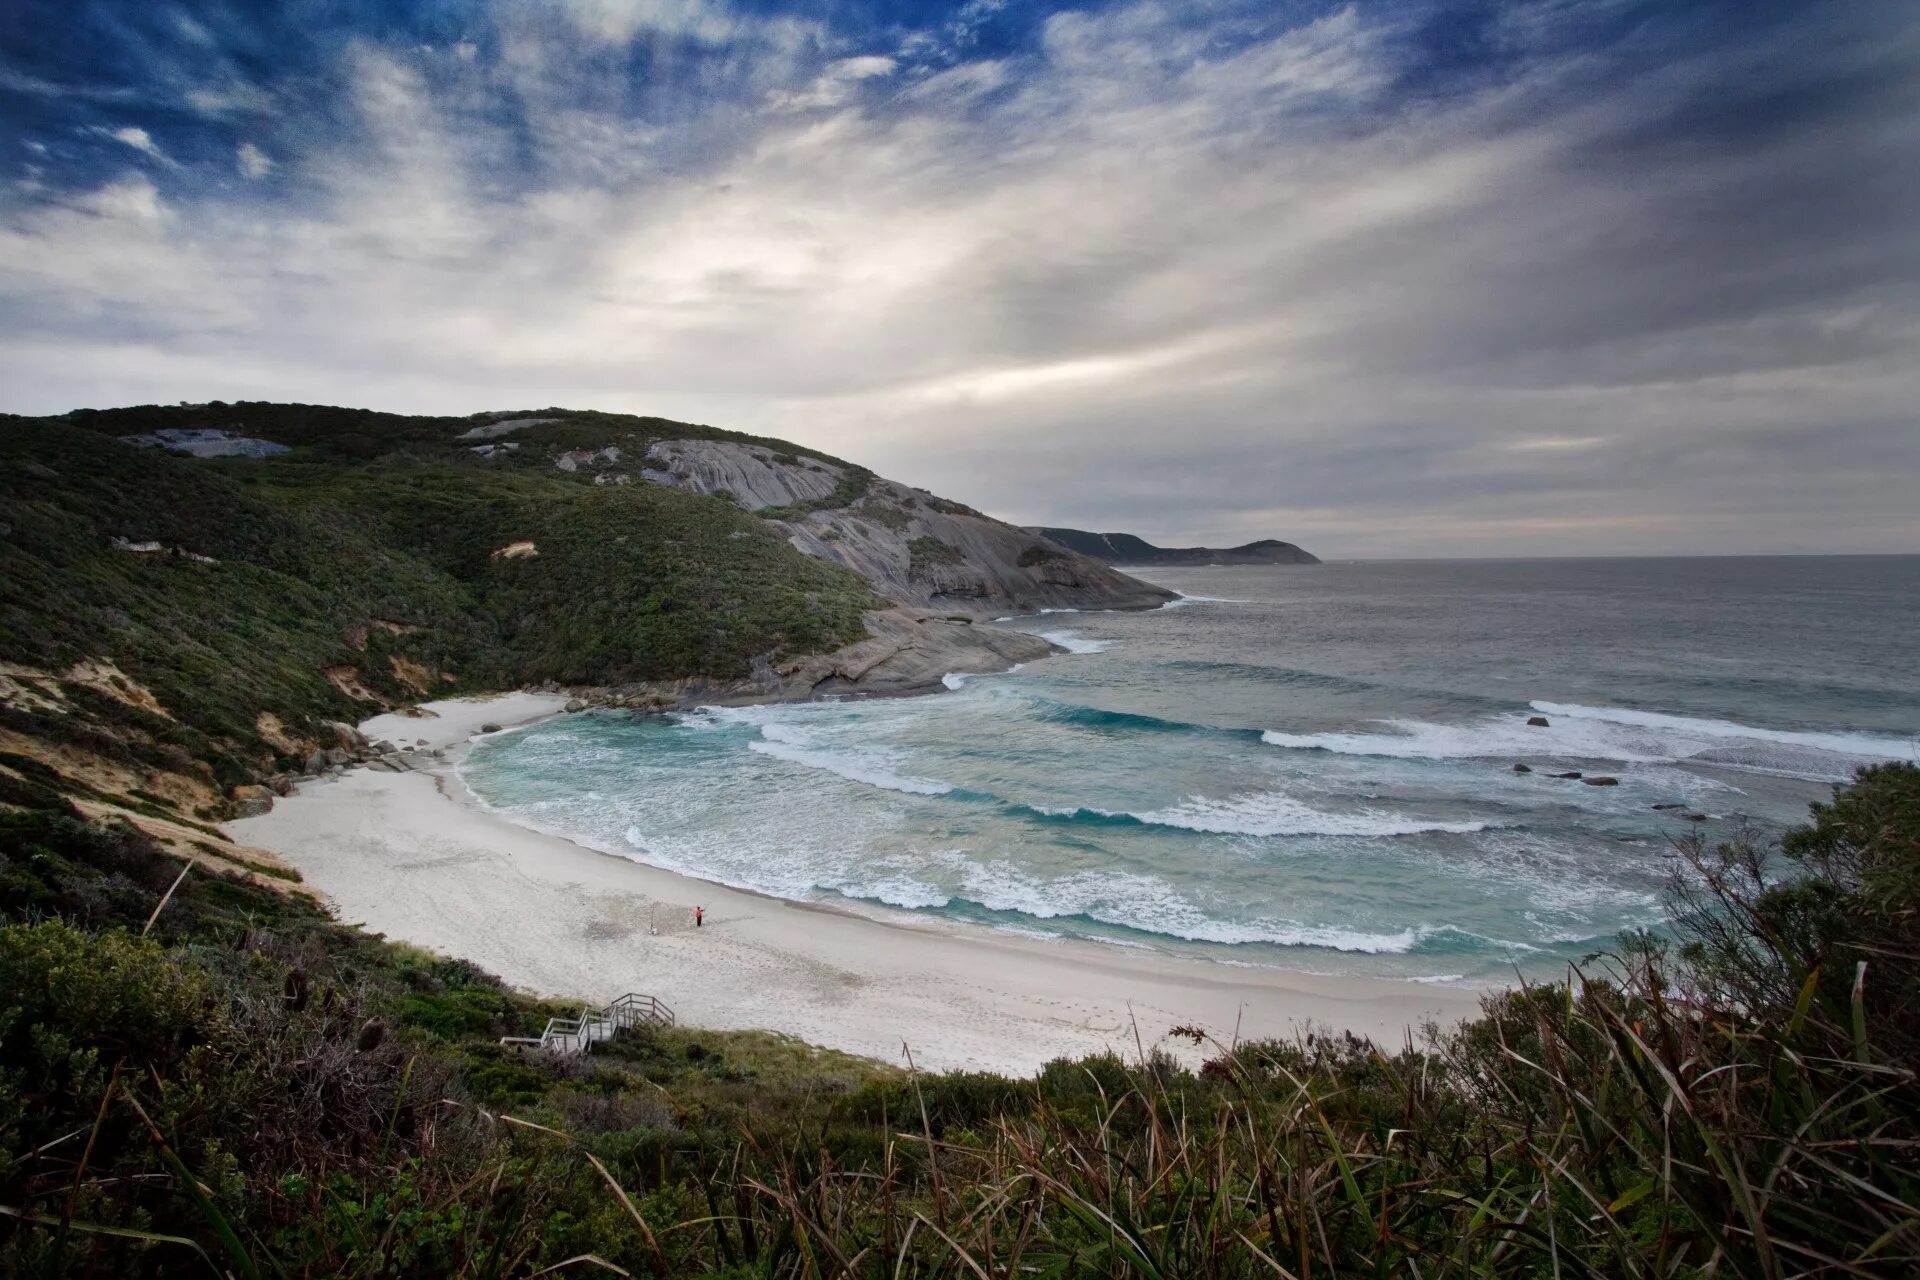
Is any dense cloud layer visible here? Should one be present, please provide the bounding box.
[2,0,1915,555]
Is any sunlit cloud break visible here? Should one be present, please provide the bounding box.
[1,0,1916,556]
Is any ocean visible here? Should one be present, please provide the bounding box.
[460,556,1920,985]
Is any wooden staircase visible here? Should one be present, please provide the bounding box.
[500,992,675,1054]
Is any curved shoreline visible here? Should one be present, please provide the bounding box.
[230,692,1489,1074]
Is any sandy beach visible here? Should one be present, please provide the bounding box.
[230,694,1487,1075]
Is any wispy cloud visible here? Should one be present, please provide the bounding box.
[766,55,896,113]
[0,0,1915,556]
[235,141,272,178]
[101,125,177,166]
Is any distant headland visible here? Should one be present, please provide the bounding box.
[1030,527,1320,566]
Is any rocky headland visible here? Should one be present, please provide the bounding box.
[1031,527,1320,566]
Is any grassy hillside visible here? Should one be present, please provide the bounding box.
[0,765,1915,1275]
[0,404,879,796]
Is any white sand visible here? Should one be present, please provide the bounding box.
[230,696,1488,1075]
[357,691,572,751]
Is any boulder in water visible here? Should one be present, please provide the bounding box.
[480,722,502,734]
[1582,776,1620,786]
[1683,812,1709,822]
[1512,763,1532,773]
[1552,771,1583,780]
[1527,715,1550,727]
[1651,802,1685,811]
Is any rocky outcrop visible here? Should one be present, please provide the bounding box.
[638,440,1173,617]
[229,784,275,817]
[643,439,845,510]
[457,417,558,441]
[118,427,290,458]
[1029,528,1319,566]
[558,608,1058,709]
[556,445,621,472]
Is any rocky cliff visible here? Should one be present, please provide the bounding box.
[1030,528,1320,566]
[639,439,1174,615]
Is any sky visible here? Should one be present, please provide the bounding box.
[1,1,1916,557]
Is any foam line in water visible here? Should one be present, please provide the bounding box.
[1025,696,1261,738]
[1040,629,1111,654]
[748,724,954,796]
[1134,791,1491,837]
[1528,701,1916,758]
[1261,703,1915,780]
[1159,594,1251,610]
[933,861,1448,952]
[1018,790,1490,837]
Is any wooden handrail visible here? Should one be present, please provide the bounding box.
[499,991,675,1053]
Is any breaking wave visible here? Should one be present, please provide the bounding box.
[1018,791,1491,837]
[1261,702,1914,781]
[1040,629,1111,654]
[747,724,954,796]
[827,858,1544,954]
[1025,697,1261,739]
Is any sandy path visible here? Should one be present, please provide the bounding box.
[230,696,1486,1075]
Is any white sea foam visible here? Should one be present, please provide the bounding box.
[1040,629,1111,654]
[916,853,1485,953]
[1529,701,1915,759]
[1125,790,1490,837]
[749,724,954,796]
[1260,717,1671,763]
[941,672,971,690]
[1159,594,1251,610]
[829,873,952,911]
[1261,702,1914,781]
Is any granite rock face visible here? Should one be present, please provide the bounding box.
[643,439,846,511]
[118,427,290,459]
[639,439,1173,617]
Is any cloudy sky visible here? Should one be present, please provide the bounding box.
[2,1,1916,556]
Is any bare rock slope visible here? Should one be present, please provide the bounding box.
[640,439,1173,617]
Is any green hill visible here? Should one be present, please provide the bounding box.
[0,403,891,803]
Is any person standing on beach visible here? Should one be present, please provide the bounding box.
[694,906,703,928]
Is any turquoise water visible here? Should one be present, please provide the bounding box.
[461,557,1920,984]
